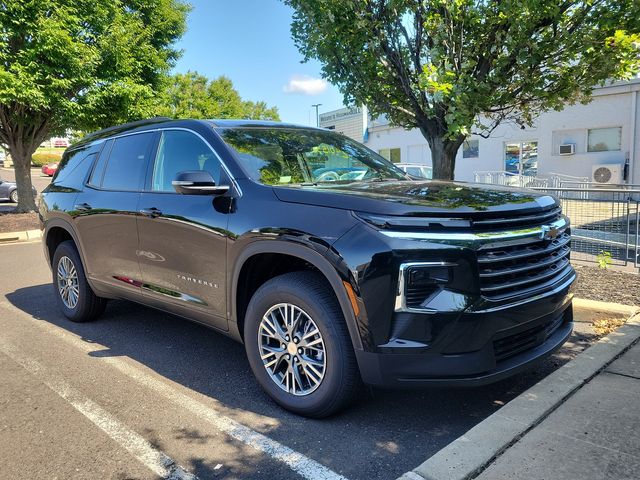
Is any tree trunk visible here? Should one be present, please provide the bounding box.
[418,126,465,181]
[8,142,38,213]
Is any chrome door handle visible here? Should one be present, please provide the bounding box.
[139,207,162,218]
[74,203,92,211]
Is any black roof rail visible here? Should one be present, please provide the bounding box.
[78,117,173,145]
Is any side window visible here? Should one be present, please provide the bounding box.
[55,144,99,188]
[88,140,112,187]
[101,133,154,191]
[151,130,221,192]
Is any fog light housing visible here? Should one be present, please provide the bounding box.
[407,265,450,286]
[396,262,455,312]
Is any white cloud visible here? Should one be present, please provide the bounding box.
[283,75,328,95]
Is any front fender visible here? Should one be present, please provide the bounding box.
[228,237,364,351]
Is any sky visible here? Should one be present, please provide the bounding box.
[172,0,346,126]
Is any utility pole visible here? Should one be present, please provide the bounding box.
[311,103,322,127]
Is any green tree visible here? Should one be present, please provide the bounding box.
[284,0,640,180]
[157,71,281,121]
[0,0,188,211]
[242,100,281,121]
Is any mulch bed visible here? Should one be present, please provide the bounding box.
[0,211,39,233]
[571,264,640,306]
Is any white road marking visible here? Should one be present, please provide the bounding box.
[0,301,349,480]
[0,339,197,480]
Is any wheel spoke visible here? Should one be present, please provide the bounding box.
[57,256,80,309]
[258,302,326,396]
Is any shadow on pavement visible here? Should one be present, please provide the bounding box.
[5,283,588,480]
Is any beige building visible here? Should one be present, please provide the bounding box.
[319,106,368,142]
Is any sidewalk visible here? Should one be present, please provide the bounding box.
[476,340,640,480]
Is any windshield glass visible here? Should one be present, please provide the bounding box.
[216,127,408,186]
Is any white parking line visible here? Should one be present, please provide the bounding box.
[0,338,197,480]
[0,301,349,480]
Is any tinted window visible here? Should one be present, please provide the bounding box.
[55,153,96,189]
[88,140,112,187]
[54,145,99,188]
[151,130,220,192]
[101,133,154,191]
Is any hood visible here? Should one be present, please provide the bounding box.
[272,180,557,218]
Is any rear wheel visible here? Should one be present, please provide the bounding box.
[244,272,360,417]
[52,240,106,322]
[9,190,18,203]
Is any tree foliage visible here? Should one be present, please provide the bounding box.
[284,0,640,180]
[156,71,280,121]
[0,0,189,211]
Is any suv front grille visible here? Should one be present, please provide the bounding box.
[477,230,572,301]
[471,205,561,230]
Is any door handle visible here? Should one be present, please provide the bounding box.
[139,207,162,218]
[74,202,92,211]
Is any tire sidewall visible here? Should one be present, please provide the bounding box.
[52,242,92,322]
[244,278,350,415]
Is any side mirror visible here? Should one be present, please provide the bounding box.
[172,170,230,195]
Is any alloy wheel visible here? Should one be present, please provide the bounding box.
[57,256,80,309]
[258,303,326,396]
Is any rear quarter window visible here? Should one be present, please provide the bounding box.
[53,144,101,190]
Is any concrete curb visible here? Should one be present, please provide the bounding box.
[0,229,41,243]
[572,297,639,320]
[399,310,640,480]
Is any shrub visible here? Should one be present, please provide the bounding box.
[31,152,62,167]
[597,250,613,270]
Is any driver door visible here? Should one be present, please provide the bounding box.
[136,129,232,330]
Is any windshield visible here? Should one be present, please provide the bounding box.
[216,127,408,186]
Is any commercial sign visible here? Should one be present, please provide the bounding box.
[319,107,362,124]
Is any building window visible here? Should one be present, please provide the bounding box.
[379,147,401,163]
[587,127,621,152]
[463,139,479,159]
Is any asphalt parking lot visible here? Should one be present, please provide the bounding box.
[0,241,594,480]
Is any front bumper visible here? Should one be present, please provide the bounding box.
[356,288,574,387]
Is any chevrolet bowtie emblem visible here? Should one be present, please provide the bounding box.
[541,225,559,241]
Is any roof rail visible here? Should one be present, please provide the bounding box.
[80,117,172,143]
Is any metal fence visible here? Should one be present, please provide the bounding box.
[472,172,640,268]
[532,187,640,268]
[472,171,590,189]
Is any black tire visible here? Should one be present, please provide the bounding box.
[244,271,361,417]
[10,190,18,203]
[52,240,106,322]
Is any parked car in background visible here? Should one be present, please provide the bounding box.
[397,163,433,179]
[41,162,59,177]
[0,177,37,203]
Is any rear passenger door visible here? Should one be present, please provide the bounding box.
[136,129,231,331]
[74,132,155,293]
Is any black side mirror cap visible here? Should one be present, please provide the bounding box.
[172,170,230,195]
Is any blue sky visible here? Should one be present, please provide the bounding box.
[172,0,346,125]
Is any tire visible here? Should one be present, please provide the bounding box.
[244,271,361,417]
[52,240,106,322]
[10,190,18,203]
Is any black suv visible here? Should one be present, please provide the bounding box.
[40,118,575,417]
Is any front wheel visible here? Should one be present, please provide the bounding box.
[52,240,106,322]
[9,190,18,203]
[244,272,360,417]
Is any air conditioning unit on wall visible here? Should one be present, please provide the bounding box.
[591,164,623,185]
[559,144,575,155]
